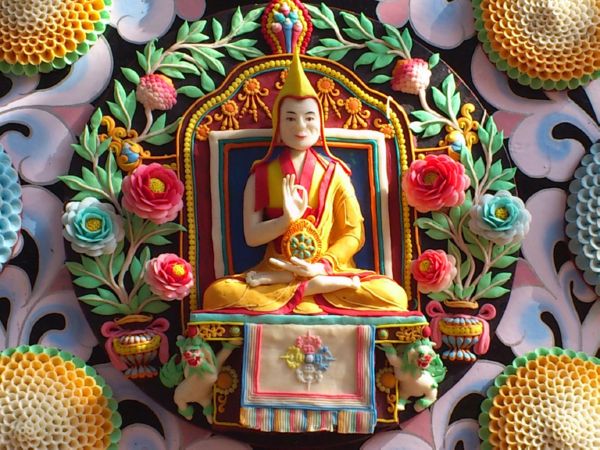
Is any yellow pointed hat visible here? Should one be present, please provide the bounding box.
[271,49,319,135]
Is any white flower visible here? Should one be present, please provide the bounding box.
[62,198,124,257]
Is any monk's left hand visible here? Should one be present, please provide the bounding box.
[269,256,327,278]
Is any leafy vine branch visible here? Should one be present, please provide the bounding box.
[305,3,412,80]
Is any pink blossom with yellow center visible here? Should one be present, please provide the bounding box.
[144,253,194,300]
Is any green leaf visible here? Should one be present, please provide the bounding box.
[401,28,413,54]
[449,92,461,120]
[212,17,223,41]
[491,131,504,154]
[454,284,463,299]
[311,18,329,29]
[71,143,93,162]
[124,91,137,121]
[467,243,485,261]
[177,21,190,42]
[321,38,343,47]
[136,51,148,72]
[96,137,111,159]
[449,205,462,228]
[492,255,518,269]
[74,276,105,289]
[459,260,470,279]
[149,47,163,70]
[422,123,443,138]
[442,74,456,96]
[411,110,438,122]
[121,67,140,85]
[491,272,512,286]
[478,126,490,148]
[91,304,128,315]
[489,180,516,191]
[476,272,492,295]
[97,288,120,303]
[431,87,448,115]
[130,256,143,282]
[243,7,264,24]
[81,256,102,276]
[428,53,440,69]
[463,284,476,298]
[490,160,503,179]
[239,21,261,34]
[320,3,336,22]
[90,108,103,129]
[431,212,450,229]
[307,46,332,57]
[473,157,485,180]
[370,74,392,84]
[343,28,367,40]
[329,48,350,61]
[112,252,125,276]
[428,292,450,302]
[144,134,175,146]
[354,52,378,69]
[366,41,388,54]
[65,262,87,277]
[425,228,451,240]
[144,235,171,246]
[189,20,207,34]
[158,67,185,79]
[382,35,402,48]
[177,85,204,98]
[372,54,395,70]
[226,47,246,61]
[142,301,171,314]
[409,122,425,134]
[499,167,517,181]
[484,286,510,299]
[359,13,374,36]
[107,101,128,129]
[231,7,243,31]
[149,113,166,134]
[187,32,210,43]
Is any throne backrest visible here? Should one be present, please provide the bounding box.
[176,54,417,310]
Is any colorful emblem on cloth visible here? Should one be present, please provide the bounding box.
[280,330,335,388]
[473,0,600,90]
[479,348,600,450]
[281,218,323,263]
[0,0,112,76]
[0,145,22,273]
[0,345,121,449]
[566,142,600,296]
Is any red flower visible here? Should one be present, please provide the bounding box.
[121,163,184,224]
[402,154,470,212]
[411,249,457,294]
[145,253,194,300]
[391,58,431,95]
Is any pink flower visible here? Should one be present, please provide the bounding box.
[145,253,194,300]
[121,163,184,224]
[411,249,457,293]
[391,58,431,95]
[136,74,177,111]
[402,154,470,212]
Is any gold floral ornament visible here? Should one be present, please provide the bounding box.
[0,345,121,450]
[480,348,600,450]
[195,116,213,142]
[439,103,479,159]
[275,69,288,90]
[374,118,395,139]
[474,0,600,89]
[375,366,397,394]
[0,0,111,76]
[99,116,151,172]
[340,97,371,129]
[215,366,239,396]
[316,77,341,120]
[214,101,240,130]
[237,78,272,122]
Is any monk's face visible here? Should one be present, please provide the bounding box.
[278,97,320,151]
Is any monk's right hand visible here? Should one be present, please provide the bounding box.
[282,174,308,223]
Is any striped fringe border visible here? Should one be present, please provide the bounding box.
[240,408,375,433]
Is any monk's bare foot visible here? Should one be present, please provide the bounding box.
[246,271,263,287]
[351,276,361,290]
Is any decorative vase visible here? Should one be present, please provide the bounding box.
[425,301,496,362]
[101,314,170,379]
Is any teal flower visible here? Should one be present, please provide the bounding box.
[62,198,124,257]
[469,190,531,245]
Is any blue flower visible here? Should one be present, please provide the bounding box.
[469,190,531,245]
[62,198,124,257]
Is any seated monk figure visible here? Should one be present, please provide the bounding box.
[203,51,408,314]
